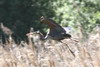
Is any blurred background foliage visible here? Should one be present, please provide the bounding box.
[0,0,100,40]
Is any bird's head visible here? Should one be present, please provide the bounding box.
[40,16,45,21]
[40,16,48,24]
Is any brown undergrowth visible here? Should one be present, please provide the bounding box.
[0,30,100,67]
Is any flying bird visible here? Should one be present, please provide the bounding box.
[40,16,75,56]
[40,16,71,40]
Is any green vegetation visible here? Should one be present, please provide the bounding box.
[0,0,100,66]
[0,0,100,39]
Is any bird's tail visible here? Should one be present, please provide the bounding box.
[60,41,75,57]
[64,33,71,38]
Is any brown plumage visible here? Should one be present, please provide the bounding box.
[40,16,75,57]
[40,16,71,40]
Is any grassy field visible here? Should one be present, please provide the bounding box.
[0,30,100,67]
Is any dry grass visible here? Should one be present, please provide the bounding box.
[0,30,100,67]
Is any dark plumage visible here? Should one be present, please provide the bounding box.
[40,16,75,57]
[40,16,71,40]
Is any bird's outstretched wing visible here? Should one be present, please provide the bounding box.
[40,16,71,40]
[40,16,66,33]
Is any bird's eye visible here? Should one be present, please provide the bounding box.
[40,16,45,20]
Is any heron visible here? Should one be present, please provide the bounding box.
[39,16,75,56]
[0,23,21,44]
[0,23,13,44]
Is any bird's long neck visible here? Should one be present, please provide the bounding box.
[0,23,4,29]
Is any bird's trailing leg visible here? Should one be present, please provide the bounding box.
[59,40,75,57]
[69,38,79,43]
